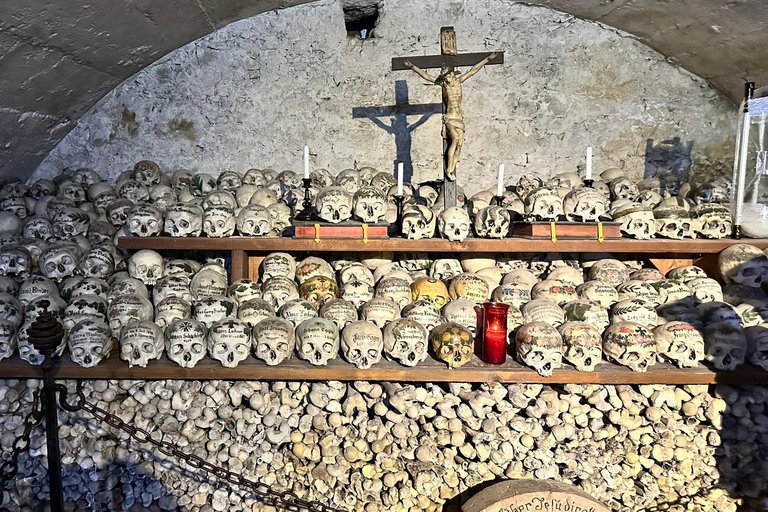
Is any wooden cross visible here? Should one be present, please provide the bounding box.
[392,26,504,208]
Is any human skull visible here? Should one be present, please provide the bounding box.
[524,187,563,221]
[0,195,28,219]
[383,318,428,367]
[266,203,291,236]
[335,169,362,194]
[437,207,471,242]
[340,263,375,286]
[119,319,164,367]
[521,298,565,326]
[611,299,658,328]
[612,203,655,240]
[165,318,207,368]
[687,277,723,305]
[691,203,731,239]
[697,301,743,329]
[253,316,295,365]
[558,321,602,372]
[154,297,192,332]
[125,205,163,237]
[68,318,112,368]
[201,206,236,238]
[719,244,768,287]
[667,265,707,282]
[278,299,318,327]
[63,294,108,330]
[133,160,162,186]
[206,318,252,368]
[589,259,629,288]
[299,276,339,309]
[603,322,657,372]
[190,265,228,299]
[260,253,295,281]
[227,279,262,305]
[402,205,436,240]
[563,188,609,222]
[117,179,150,204]
[315,187,353,224]
[746,325,768,372]
[241,169,265,188]
[341,320,383,369]
[0,293,25,327]
[30,179,56,199]
[515,322,563,376]
[148,184,176,212]
[417,185,439,208]
[18,276,59,305]
[22,216,54,241]
[106,199,134,227]
[608,177,639,201]
[0,245,32,282]
[429,259,462,281]
[654,207,696,239]
[410,277,449,309]
[441,298,479,336]
[531,279,578,306]
[360,297,400,328]
[703,322,746,371]
[189,173,217,198]
[128,250,164,286]
[108,277,149,303]
[376,276,412,309]
[237,298,275,327]
[39,244,80,282]
[237,205,272,236]
[52,208,91,239]
[319,299,358,330]
[262,276,300,310]
[193,295,238,328]
[0,321,17,362]
[108,293,153,336]
[448,273,490,304]
[202,190,237,211]
[401,300,441,334]
[295,256,335,284]
[57,180,86,203]
[352,188,387,223]
[152,275,192,304]
[653,321,704,368]
[164,203,203,237]
[296,317,340,366]
[76,247,114,280]
[562,299,609,332]
[474,205,511,239]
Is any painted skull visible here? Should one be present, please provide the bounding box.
[152,275,193,304]
[521,298,565,326]
[430,322,473,369]
[193,295,238,328]
[687,277,723,305]
[315,187,353,224]
[52,208,91,239]
[703,321,746,371]
[0,245,32,282]
[296,316,340,366]
[165,318,207,368]
[227,279,262,305]
[448,273,490,304]
[437,207,471,242]
[107,293,153,336]
[608,177,639,201]
[719,244,768,287]
[382,317,428,367]
[653,321,704,368]
[563,188,609,222]
[588,259,629,288]
[341,320,383,369]
[262,276,300,310]
[237,298,275,328]
[516,322,563,376]
[164,203,204,237]
[611,299,658,329]
[376,276,412,309]
[474,205,511,239]
[57,180,86,203]
[531,279,578,306]
[402,204,437,241]
[411,277,449,309]
[149,184,177,212]
[339,262,375,286]
[23,216,54,241]
[202,190,238,211]
[125,205,163,237]
[76,247,114,279]
[654,207,696,240]
[299,276,339,309]
[612,203,655,240]
[119,319,164,367]
[429,259,463,281]
[352,188,387,223]
[691,203,731,239]
[562,299,609,332]
[217,171,243,192]
[154,297,192,332]
[68,318,112,368]
[746,325,768,372]
[39,244,80,282]
[278,299,318,327]
[558,321,602,372]
[524,187,563,221]
[106,199,134,227]
[603,322,657,372]
[262,252,296,280]
[361,297,400,328]
[253,316,295,365]
[237,205,272,236]
[63,294,108,330]
[133,160,163,186]
[207,318,252,368]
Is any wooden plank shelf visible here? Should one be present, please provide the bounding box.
[3,355,767,385]
[118,236,768,254]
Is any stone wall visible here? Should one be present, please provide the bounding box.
[1,379,764,512]
[30,0,736,196]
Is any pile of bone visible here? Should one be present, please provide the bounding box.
[5,237,768,375]
[2,378,759,512]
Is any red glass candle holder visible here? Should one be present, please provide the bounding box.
[475,302,509,364]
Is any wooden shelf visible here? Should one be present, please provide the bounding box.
[118,236,768,254]
[3,355,767,385]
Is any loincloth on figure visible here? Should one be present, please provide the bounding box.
[443,116,465,133]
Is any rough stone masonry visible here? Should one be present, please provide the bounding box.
[31,0,735,196]
[0,379,765,512]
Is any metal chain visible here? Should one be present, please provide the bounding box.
[0,388,44,501]
[56,382,346,512]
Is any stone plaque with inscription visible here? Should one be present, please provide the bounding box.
[463,480,610,512]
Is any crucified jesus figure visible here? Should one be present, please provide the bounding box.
[403,52,497,181]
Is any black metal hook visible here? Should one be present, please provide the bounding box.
[55,381,86,413]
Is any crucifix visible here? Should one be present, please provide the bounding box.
[392,26,504,208]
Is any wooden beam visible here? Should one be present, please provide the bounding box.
[231,249,249,281]
[118,237,768,254]
[3,355,766,385]
[391,52,504,71]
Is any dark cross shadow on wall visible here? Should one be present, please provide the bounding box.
[644,137,693,196]
[352,80,442,182]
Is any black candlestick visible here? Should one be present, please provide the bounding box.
[393,195,406,237]
[494,195,504,206]
[732,224,742,240]
[294,178,317,222]
[583,179,594,188]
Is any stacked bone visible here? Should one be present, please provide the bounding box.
[0,378,761,512]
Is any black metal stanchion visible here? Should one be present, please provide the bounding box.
[27,301,65,511]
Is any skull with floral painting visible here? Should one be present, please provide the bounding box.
[352,187,387,223]
[515,322,563,376]
[299,276,339,309]
[653,321,704,368]
[603,322,657,372]
[558,322,602,372]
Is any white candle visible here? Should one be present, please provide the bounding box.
[304,145,309,179]
[586,146,593,180]
[397,162,404,196]
[497,164,505,196]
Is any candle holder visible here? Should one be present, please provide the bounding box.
[494,195,504,206]
[583,179,594,189]
[474,302,509,364]
[393,195,406,237]
[293,178,317,222]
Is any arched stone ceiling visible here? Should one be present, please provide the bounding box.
[1,0,765,181]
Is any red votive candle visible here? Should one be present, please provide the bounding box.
[480,302,509,364]
[483,329,507,364]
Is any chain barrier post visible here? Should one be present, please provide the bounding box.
[27,300,66,512]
